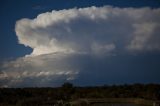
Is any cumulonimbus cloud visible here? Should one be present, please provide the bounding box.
[15,6,160,56]
[1,6,160,87]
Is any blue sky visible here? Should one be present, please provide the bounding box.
[0,0,160,87]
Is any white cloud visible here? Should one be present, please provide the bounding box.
[15,6,160,56]
[1,6,160,87]
[0,53,79,87]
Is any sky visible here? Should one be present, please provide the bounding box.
[0,0,160,87]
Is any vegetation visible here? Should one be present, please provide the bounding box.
[0,83,160,106]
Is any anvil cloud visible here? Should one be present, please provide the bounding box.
[0,6,160,87]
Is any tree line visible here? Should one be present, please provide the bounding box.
[0,83,160,106]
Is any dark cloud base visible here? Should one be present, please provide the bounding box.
[1,53,160,87]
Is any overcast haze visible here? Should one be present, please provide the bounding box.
[0,0,160,87]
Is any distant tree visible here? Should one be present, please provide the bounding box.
[61,82,75,101]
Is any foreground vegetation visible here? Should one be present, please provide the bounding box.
[0,83,160,106]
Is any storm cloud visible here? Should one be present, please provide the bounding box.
[1,6,160,87]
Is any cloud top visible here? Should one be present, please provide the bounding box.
[15,6,160,56]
